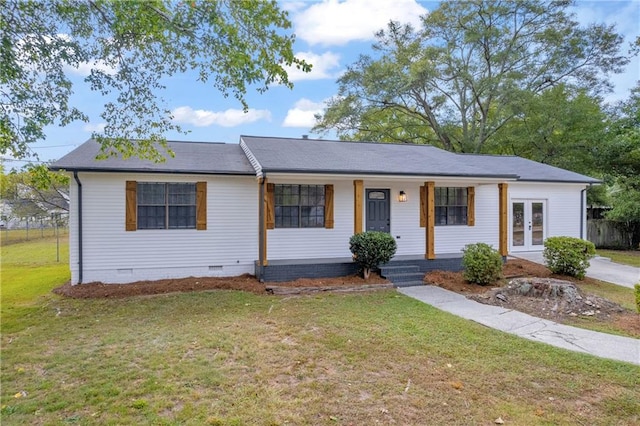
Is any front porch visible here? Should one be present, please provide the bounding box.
[256,254,464,286]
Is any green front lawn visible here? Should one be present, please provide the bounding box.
[1,239,639,425]
[597,249,640,267]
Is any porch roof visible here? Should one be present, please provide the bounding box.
[240,135,600,184]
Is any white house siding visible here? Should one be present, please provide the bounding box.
[434,184,500,254]
[68,172,258,284]
[509,182,586,249]
[266,178,354,260]
[266,177,504,260]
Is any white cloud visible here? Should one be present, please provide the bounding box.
[293,0,428,46]
[66,59,118,77]
[286,51,341,81]
[282,98,327,128]
[171,106,272,127]
[83,122,106,133]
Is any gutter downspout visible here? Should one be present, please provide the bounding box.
[580,184,592,240]
[258,174,266,280]
[73,172,83,284]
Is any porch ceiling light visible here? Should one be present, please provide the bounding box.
[398,191,407,202]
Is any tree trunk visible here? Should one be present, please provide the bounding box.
[363,268,371,280]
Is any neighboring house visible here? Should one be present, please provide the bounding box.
[50,136,599,285]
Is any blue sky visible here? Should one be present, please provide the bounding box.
[6,0,640,170]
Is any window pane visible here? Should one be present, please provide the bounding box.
[138,205,165,229]
[168,183,195,205]
[169,206,196,229]
[138,183,165,205]
[435,206,447,226]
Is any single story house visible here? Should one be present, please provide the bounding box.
[50,135,599,285]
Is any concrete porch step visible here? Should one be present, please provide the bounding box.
[382,272,425,284]
[393,280,426,288]
[380,264,421,275]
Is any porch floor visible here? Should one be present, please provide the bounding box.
[257,254,464,284]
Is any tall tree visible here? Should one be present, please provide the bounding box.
[1,0,310,161]
[489,85,607,175]
[314,0,628,153]
[599,83,640,248]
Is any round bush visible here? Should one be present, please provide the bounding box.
[543,236,595,279]
[349,231,397,279]
[462,243,503,285]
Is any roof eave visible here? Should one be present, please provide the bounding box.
[261,168,519,180]
[49,166,256,176]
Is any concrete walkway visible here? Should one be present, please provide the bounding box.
[398,286,640,365]
[512,252,639,289]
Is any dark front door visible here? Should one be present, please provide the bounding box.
[366,189,390,232]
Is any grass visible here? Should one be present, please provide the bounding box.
[1,236,70,333]
[1,240,639,425]
[597,249,640,267]
[0,227,69,246]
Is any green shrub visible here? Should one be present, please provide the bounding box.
[543,236,596,279]
[635,283,640,314]
[349,231,397,279]
[462,243,503,285]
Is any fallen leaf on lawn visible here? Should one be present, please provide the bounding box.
[450,381,464,390]
[535,407,545,416]
[14,391,27,398]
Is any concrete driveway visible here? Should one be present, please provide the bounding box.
[512,252,640,288]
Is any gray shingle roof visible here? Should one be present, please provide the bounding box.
[241,136,515,178]
[50,139,255,175]
[50,136,600,184]
[240,135,599,183]
[458,153,601,183]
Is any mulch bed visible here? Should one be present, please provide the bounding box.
[53,273,389,299]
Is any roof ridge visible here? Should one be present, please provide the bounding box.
[240,135,440,149]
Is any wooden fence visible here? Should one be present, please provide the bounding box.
[587,219,631,248]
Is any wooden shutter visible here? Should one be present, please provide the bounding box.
[420,185,427,227]
[266,183,275,229]
[425,182,435,259]
[467,186,475,227]
[324,184,334,229]
[125,181,137,231]
[196,181,207,230]
[353,180,363,234]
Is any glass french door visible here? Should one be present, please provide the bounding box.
[511,200,546,251]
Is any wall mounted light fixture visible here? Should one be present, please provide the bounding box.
[398,191,407,202]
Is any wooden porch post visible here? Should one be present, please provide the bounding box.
[498,183,509,256]
[354,180,363,234]
[425,181,435,259]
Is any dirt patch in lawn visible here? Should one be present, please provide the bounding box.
[425,258,640,337]
[53,273,388,299]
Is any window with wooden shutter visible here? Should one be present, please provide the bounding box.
[273,184,326,228]
[127,181,205,230]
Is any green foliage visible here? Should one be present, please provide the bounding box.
[489,85,606,175]
[1,0,310,161]
[0,165,69,221]
[349,231,397,279]
[599,83,640,248]
[461,243,503,286]
[543,237,596,279]
[635,284,640,314]
[314,1,627,153]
